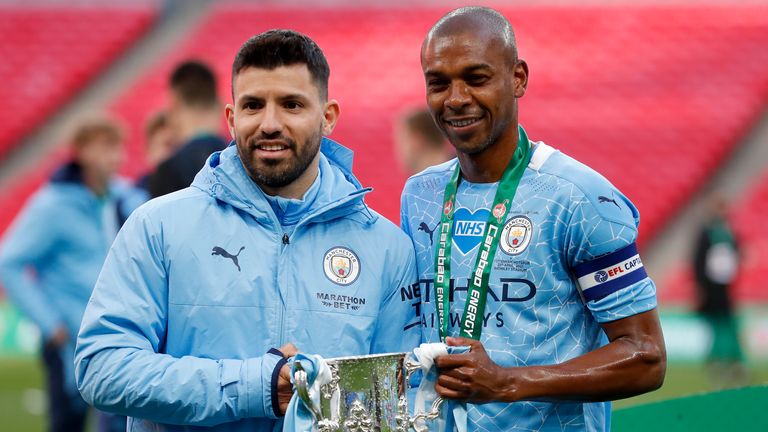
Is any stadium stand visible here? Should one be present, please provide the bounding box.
[112,4,768,243]
[0,3,157,237]
[661,169,768,304]
[732,171,768,301]
[0,5,157,159]
[1,3,767,252]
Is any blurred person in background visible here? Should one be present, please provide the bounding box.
[394,107,452,175]
[693,191,747,388]
[135,110,178,193]
[0,115,140,432]
[148,60,227,197]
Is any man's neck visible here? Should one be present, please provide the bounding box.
[457,128,519,183]
[177,109,221,143]
[81,169,109,197]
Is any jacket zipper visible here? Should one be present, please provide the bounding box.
[255,189,369,349]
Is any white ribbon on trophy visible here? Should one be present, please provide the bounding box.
[411,343,468,432]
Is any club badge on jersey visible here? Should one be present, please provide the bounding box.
[433,125,532,341]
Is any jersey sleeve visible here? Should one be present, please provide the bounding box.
[566,186,657,323]
[400,184,414,237]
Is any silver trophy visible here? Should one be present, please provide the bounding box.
[294,352,443,432]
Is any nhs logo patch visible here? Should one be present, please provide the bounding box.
[452,207,490,255]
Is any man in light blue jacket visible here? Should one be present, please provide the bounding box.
[75,30,421,431]
[0,116,139,432]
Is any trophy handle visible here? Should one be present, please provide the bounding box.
[294,364,322,420]
[294,362,339,432]
[410,397,445,431]
[403,355,445,432]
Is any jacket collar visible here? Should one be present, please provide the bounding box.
[192,137,375,227]
[50,161,84,184]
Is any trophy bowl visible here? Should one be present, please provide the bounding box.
[294,352,442,432]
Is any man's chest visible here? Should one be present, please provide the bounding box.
[407,180,571,281]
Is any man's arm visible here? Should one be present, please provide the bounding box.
[75,207,288,425]
[434,308,665,403]
[434,184,666,404]
[0,192,66,341]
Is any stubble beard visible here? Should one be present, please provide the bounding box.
[239,127,323,189]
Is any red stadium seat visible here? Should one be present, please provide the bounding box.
[0,5,157,160]
[0,4,157,234]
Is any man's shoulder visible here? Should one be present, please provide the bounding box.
[402,158,456,197]
[34,180,91,207]
[131,187,212,221]
[182,135,228,155]
[530,142,617,194]
[165,135,226,167]
[346,207,413,258]
[366,208,410,239]
[532,142,639,228]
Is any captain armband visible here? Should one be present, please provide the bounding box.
[573,242,648,302]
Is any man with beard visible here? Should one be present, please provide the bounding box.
[75,30,420,431]
[400,7,666,431]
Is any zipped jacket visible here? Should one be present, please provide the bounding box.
[75,139,421,431]
[0,162,142,393]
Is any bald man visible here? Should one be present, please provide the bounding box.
[400,6,666,431]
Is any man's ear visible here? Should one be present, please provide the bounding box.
[322,100,340,136]
[514,59,529,98]
[225,104,236,139]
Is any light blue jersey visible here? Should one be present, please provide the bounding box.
[400,141,657,432]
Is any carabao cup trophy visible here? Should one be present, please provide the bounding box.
[294,352,444,432]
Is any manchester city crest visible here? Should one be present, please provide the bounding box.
[323,247,361,285]
[500,216,533,255]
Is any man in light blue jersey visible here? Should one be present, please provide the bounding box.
[400,7,666,431]
[75,30,420,431]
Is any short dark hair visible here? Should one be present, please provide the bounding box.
[144,111,168,141]
[170,60,219,108]
[231,29,330,100]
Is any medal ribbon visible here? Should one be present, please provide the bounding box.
[433,125,532,340]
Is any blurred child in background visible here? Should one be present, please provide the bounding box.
[0,115,140,432]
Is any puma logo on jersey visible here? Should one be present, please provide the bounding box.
[598,195,620,209]
[212,246,245,272]
[418,221,438,245]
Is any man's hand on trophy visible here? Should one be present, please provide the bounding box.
[434,336,513,404]
[277,363,294,415]
[277,342,298,358]
[276,342,299,415]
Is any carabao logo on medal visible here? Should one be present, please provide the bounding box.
[500,216,533,255]
[492,201,508,222]
[323,247,360,285]
[452,207,490,255]
[443,198,454,216]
